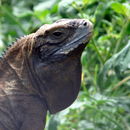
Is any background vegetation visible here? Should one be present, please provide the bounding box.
[0,0,130,129]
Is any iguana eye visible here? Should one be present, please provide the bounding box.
[52,31,63,37]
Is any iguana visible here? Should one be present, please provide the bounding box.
[0,19,93,130]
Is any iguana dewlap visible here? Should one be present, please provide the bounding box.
[0,19,93,130]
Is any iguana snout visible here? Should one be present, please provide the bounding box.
[54,19,93,55]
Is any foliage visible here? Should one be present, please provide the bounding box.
[0,0,130,129]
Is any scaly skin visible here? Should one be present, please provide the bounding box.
[0,19,93,130]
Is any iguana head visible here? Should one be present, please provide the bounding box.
[5,19,93,114]
[34,19,92,61]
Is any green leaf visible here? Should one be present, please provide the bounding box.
[34,0,58,11]
[47,115,59,130]
[126,22,130,35]
[58,0,78,18]
[98,40,130,90]
[13,7,33,18]
[111,2,130,19]
[94,3,108,26]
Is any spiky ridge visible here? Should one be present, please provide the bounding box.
[1,36,27,58]
[3,33,35,59]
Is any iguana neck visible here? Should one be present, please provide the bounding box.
[2,35,40,96]
[0,57,25,93]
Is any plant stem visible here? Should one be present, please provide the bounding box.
[114,19,129,54]
[87,106,123,129]
[113,76,130,90]
[92,39,105,65]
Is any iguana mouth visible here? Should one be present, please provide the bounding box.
[40,31,93,62]
[54,31,92,55]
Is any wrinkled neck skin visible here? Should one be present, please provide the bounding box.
[31,53,82,114]
[0,36,48,129]
[0,57,47,130]
[3,35,35,94]
[2,35,82,114]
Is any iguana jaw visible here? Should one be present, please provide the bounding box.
[54,32,92,55]
[50,19,93,56]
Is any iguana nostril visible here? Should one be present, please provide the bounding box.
[83,21,87,26]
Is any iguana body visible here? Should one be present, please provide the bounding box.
[0,19,93,130]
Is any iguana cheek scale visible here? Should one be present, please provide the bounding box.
[0,19,93,130]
